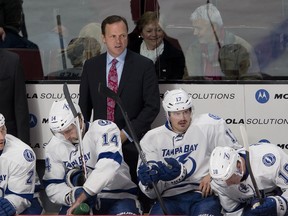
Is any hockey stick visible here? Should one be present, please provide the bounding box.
[63,82,88,180]
[206,1,221,49]
[56,13,67,70]
[98,83,169,215]
[240,125,263,206]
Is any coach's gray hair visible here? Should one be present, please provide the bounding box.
[190,3,223,27]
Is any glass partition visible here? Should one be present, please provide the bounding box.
[3,0,286,80]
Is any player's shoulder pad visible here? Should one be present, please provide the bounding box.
[5,135,36,163]
[250,143,281,167]
[91,119,119,133]
[22,148,36,162]
[194,113,225,124]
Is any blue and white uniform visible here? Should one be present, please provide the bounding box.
[0,134,36,214]
[138,113,240,214]
[43,119,139,214]
[211,144,288,216]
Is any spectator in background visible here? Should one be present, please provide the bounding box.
[0,0,38,49]
[128,11,185,80]
[78,22,106,54]
[46,36,101,80]
[0,0,23,40]
[0,0,43,81]
[219,43,262,80]
[46,22,102,80]
[0,49,30,144]
[129,0,182,51]
[66,37,101,70]
[184,3,262,80]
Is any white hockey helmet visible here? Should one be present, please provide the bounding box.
[49,99,81,133]
[210,146,243,181]
[0,114,5,127]
[162,88,193,117]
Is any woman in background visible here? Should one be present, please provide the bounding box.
[128,11,185,80]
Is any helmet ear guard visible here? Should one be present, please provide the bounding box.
[209,146,244,182]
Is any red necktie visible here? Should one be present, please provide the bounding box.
[107,59,118,121]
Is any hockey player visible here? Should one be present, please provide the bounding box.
[137,88,241,215]
[43,99,140,215]
[209,145,288,216]
[0,113,43,215]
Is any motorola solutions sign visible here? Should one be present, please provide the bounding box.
[255,89,270,104]
[255,88,288,102]
[190,92,235,100]
[243,85,288,153]
[25,83,288,158]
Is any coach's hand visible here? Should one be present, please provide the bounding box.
[0,198,16,216]
[250,196,287,216]
[138,163,160,187]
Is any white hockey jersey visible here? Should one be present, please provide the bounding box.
[43,119,137,206]
[211,143,288,216]
[0,134,36,214]
[138,113,240,198]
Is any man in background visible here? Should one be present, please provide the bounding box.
[184,3,261,80]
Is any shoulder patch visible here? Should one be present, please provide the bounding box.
[262,153,276,167]
[208,113,221,120]
[238,183,250,193]
[23,149,35,162]
[98,120,112,126]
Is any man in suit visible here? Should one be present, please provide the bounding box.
[79,15,160,178]
[78,15,160,211]
[0,49,30,144]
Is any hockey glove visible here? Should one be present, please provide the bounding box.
[65,186,85,206]
[66,168,86,187]
[0,198,16,216]
[138,163,160,187]
[250,196,287,216]
[65,186,96,208]
[157,158,187,184]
